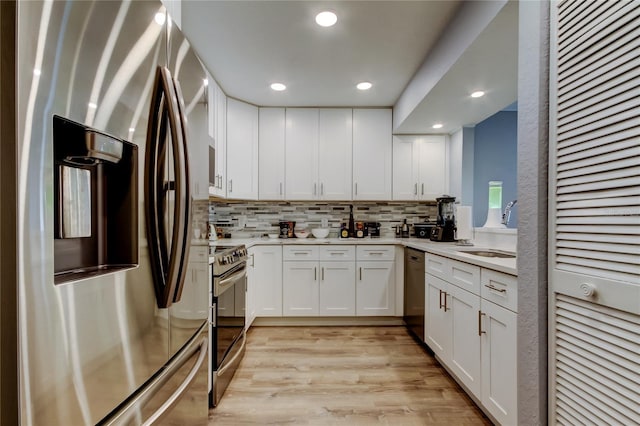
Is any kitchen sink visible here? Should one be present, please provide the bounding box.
[458,249,516,259]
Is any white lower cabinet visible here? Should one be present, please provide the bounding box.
[319,261,356,316]
[283,246,356,316]
[425,254,517,425]
[283,261,319,316]
[480,297,517,426]
[249,245,283,319]
[356,261,395,316]
[174,260,210,320]
[356,246,395,316]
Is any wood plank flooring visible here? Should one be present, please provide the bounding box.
[208,326,492,425]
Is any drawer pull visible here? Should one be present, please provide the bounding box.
[485,284,507,293]
[367,252,385,255]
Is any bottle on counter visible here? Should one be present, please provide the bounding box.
[340,223,349,238]
[348,204,355,238]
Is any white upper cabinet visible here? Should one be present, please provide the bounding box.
[352,109,392,200]
[258,108,286,200]
[285,108,318,200]
[186,103,212,200]
[392,135,448,200]
[226,98,258,199]
[285,108,352,200]
[209,78,226,197]
[318,109,353,200]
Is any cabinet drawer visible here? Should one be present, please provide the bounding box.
[481,269,517,312]
[448,259,481,295]
[190,246,209,263]
[356,245,394,261]
[320,245,355,261]
[283,245,319,261]
[425,254,448,281]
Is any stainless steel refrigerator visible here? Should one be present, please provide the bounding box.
[0,1,211,424]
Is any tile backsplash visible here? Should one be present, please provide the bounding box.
[209,201,437,238]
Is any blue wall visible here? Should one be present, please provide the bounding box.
[473,110,518,228]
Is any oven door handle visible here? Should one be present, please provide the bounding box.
[217,331,246,377]
[216,267,247,297]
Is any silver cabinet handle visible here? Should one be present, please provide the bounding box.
[439,289,444,310]
[313,183,317,196]
[321,183,324,195]
[355,182,358,195]
[314,267,317,281]
[228,179,233,192]
[484,284,507,293]
[443,292,449,311]
[359,267,362,280]
[414,183,417,195]
[421,183,424,195]
[321,267,324,281]
[478,311,486,336]
[279,182,283,196]
[250,253,255,267]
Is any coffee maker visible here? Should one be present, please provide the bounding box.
[430,196,457,242]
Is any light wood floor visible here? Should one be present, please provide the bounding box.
[208,326,492,425]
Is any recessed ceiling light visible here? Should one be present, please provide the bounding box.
[129,127,135,133]
[88,102,97,109]
[271,83,286,91]
[432,123,443,129]
[203,79,209,87]
[357,82,372,91]
[315,11,337,27]
[470,90,485,98]
[154,12,166,26]
[33,69,41,76]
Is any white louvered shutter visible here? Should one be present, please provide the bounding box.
[550,1,640,425]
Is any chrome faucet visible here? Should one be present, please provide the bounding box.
[502,200,517,226]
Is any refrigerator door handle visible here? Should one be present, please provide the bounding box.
[98,333,208,426]
[144,66,192,308]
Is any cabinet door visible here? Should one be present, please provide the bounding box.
[392,136,418,200]
[258,108,286,200]
[318,109,352,200]
[186,104,212,199]
[319,261,356,316]
[425,274,451,359]
[417,136,448,199]
[285,108,319,200]
[352,109,392,200]
[206,71,215,139]
[226,98,258,199]
[356,261,395,316]
[246,249,255,329]
[481,299,517,426]
[210,81,226,197]
[283,261,319,316]
[173,262,210,320]
[448,284,481,397]
[252,245,283,317]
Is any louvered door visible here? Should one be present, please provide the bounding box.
[550,1,640,424]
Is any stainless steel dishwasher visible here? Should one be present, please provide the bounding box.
[404,248,426,343]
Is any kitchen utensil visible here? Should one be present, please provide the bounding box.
[279,221,296,238]
[294,229,309,238]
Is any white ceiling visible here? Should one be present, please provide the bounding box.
[181,0,518,134]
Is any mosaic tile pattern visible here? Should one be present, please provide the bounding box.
[209,201,438,238]
[192,200,210,235]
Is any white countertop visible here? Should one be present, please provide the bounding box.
[202,237,517,276]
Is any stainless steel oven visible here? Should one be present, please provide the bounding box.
[209,245,248,407]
